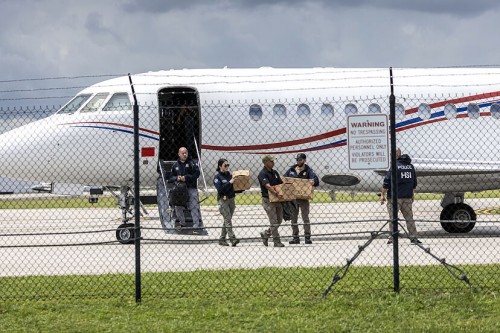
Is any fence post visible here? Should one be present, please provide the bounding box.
[128,73,142,303]
[389,67,400,292]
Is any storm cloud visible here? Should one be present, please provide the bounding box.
[1,0,500,107]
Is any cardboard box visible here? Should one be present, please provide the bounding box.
[269,182,296,202]
[232,170,251,191]
[282,176,314,200]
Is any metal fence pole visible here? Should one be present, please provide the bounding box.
[389,67,400,292]
[128,73,142,303]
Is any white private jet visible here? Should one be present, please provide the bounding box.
[1,67,499,242]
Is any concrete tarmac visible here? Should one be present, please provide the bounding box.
[0,198,499,277]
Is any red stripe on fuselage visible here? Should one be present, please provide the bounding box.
[397,112,491,131]
[245,141,347,155]
[203,128,346,151]
[60,121,160,135]
[405,91,500,115]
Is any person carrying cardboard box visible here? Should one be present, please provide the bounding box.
[258,155,286,247]
[213,158,241,246]
[284,153,319,244]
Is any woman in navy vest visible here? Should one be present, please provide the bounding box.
[213,159,240,246]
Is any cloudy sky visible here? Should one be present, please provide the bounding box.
[1,0,500,107]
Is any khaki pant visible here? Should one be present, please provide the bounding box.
[261,197,283,241]
[290,199,311,237]
[218,197,236,240]
[387,198,417,237]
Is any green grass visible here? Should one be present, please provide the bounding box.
[0,265,499,332]
[1,291,499,332]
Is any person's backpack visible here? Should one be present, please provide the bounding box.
[169,182,189,207]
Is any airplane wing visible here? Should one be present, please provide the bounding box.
[374,158,500,193]
[413,158,500,177]
[375,158,500,176]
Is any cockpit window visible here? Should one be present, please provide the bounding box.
[102,93,131,111]
[80,93,109,113]
[57,94,92,114]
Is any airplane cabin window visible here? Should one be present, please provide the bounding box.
[297,104,310,116]
[321,103,334,117]
[467,103,480,119]
[344,103,358,115]
[395,103,405,119]
[418,103,431,120]
[80,93,109,113]
[273,104,286,118]
[57,94,92,114]
[249,104,263,121]
[491,103,500,119]
[443,103,457,119]
[103,93,132,111]
[368,103,381,113]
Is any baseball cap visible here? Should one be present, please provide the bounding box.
[262,154,275,163]
[296,153,306,160]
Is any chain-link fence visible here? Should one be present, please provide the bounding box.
[1,75,499,301]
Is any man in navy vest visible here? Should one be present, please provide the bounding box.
[258,155,285,247]
[284,153,319,244]
[380,148,421,244]
[169,147,201,234]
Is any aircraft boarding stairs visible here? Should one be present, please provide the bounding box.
[157,160,208,236]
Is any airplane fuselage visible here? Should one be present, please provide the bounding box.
[1,67,500,195]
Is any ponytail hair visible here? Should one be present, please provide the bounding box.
[216,158,228,172]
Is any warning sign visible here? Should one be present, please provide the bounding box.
[347,114,389,170]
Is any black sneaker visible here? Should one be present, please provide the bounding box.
[274,242,285,248]
[260,232,269,247]
[305,238,312,245]
[218,240,229,246]
[289,237,300,245]
[231,239,240,247]
[387,238,393,244]
[410,238,422,245]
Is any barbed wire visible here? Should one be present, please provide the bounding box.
[0,74,123,84]
[2,66,499,84]
[0,86,91,94]
[2,68,500,105]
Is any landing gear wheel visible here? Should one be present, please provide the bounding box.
[116,223,135,244]
[440,203,476,233]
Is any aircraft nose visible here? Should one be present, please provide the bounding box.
[0,118,55,182]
